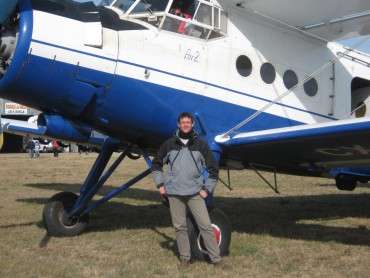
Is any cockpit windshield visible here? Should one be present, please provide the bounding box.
[112,0,168,13]
[109,0,227,40]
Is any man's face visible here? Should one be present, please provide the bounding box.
[179,117,193,134]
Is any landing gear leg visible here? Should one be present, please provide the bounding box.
[43,138,152,237]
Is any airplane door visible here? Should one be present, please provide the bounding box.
[66,23,119,117]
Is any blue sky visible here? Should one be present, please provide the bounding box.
[76,0,370,53]
[342,38,370,53]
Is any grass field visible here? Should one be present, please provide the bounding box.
[1,153,370,277]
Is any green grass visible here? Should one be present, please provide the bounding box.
[1,153,370,277]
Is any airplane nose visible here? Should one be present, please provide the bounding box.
[0,0,19,78]
[0,0,18,24]
[0,0,33,102]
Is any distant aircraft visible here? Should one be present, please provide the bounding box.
[1,0,370,260]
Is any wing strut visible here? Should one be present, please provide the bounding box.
[249,163,280,194]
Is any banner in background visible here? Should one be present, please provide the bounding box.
[4,102,28,115]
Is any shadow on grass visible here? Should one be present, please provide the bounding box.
[17,183,370,247]
[0,219,52,248]
[151,227,178,256]
[0,221,38,229]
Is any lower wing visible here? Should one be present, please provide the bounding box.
[216,118,370,176]
[0,117,106,146]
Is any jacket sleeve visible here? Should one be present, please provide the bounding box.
[200,141,219,193]
[151,140,169,188]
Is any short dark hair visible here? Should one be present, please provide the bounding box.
[177,112,194,123]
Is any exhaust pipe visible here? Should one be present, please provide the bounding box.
[37,114,93,143]
[37,114,108,145]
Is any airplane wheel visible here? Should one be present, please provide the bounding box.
[336,174,357,191]
[43,192,89,237]
[187,208,231,261]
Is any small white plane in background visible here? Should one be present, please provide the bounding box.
[1,0,370,260]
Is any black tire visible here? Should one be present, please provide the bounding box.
[187,208,231,261]
[43,192,89,237]
[336,174,357,191]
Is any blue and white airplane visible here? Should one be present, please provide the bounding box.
[2,0,370,258]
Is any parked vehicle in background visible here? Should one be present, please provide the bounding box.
[39,140,52,153]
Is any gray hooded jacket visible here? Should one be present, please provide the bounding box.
[151,130,219,196]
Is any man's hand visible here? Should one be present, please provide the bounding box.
[159,185,166,196]
[199,189,208,199]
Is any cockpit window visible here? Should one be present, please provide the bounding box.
[194,1,212,25]
[131,0,168,14]
[112,0,134,12]
[110,0,227,40]
[162,0,227,40]
[112,0,168,14]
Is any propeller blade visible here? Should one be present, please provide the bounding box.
[0,0,18,24]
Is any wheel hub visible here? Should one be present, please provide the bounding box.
[58,205,78,227]
[197,224,222,254]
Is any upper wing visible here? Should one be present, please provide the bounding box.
[228,0,370,41]
[215,118,370,176]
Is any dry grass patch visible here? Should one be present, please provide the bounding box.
[1,153,370,277]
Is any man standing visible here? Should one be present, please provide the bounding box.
[151,112,222,267]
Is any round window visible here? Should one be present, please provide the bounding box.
[283,70,298,89]
[236,55,252,77]
[304,78,318,97]
[260,63,276,84]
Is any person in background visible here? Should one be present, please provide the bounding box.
[34,140,40,158]
[170,0,193,34]
[52,140,60,158]
[26,140,35,159]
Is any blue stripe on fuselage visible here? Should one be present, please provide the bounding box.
[30,39,337,121]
